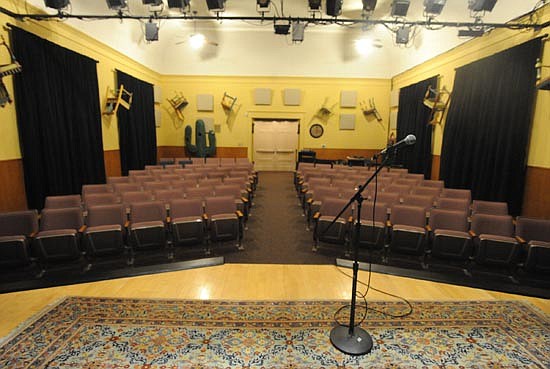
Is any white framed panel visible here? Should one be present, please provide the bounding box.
[390,89,400,107]
[254,88,272,105]
[197,94,214,111]
[283,88,301,106]
[340,90,357,108]
[154,85,162,103]
[390,109,398,130]
[339,114,356,130]
[154,106,162,128]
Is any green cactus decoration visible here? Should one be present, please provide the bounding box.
[185,119,216,157]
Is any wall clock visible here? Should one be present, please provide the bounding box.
[309,123,324,138]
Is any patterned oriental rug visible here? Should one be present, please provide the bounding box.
[1,298,548,369]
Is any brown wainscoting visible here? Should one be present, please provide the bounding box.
[431,155,441,180]
[522,166,550,219]
[104,150,121,178]
[157,146,248,160]
[312,148,380,161]
[0,158,28,212]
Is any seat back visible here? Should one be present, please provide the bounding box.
[384,184,412,197]
[332,180,356,191]
[429,209,469,232]
[87,204,126,227]
[170,199,204,219]
[319,197,351,218]
[143,181,171,192]
[131,175,155,184]
[44,195,82,209]
[82,184,113,197]
[214,185,242,198]
[205,196,237,216]
[154,189,185,203]
[516,217,550,243]
[422,180,444,189]
[186,187,215,201]
[394,178,422,187]
[471,214,514,237]
[360,201,388,223]
[471,200,508,216]
[121,191,154,205]
[411,186,441,198]
[84,193,119,208]
[376,192,400,207]
[0,210,39,236]
[441,188,472,203]
[107,176,131,184]
[130,201,166,223]
[436,197,470,213]
[40,208,84,231]
[199,178,223,187]
[159,174,181,182]
[220,157,236,166]
[402,194,435,211]
[390,205,426,228]
[113,183,142,193]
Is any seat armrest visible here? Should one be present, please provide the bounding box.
[203,213,209,221]
[516,236,526,244]
[468,230,476,238]
[29,232,37,238]
[78,225,87,233]
[348,216,353,223]
[236,210,244,218]
[241,197,248,203]
[313,212,320,220]
[426,225,432,232]
[307,198,313,204]
[166,216,171,223]
[386,220,392,227]
[124,220,130,228]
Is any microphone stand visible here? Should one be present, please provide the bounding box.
[327,150,395,355]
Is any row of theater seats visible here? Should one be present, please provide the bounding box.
[295,163,550,277]
[0,159,258,277]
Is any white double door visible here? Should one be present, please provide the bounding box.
[253,120,299,171]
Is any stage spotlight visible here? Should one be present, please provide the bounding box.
[326,0,343,17]
[44,0,70,10]
[458,29,485,37]
[396,26,411,44]
[145,21,159,42]
[167,0,190,10]
[362,0,377,12]
[308,0,322,11]
[292,21,306,43]
[257,0,270,9]
[468,0,497,12]
[142,0,163,5]
[391,0,410,17]
[106,0,127,10]
[424,0,446,16]
[274,20,291,35]
[206,0,225,11]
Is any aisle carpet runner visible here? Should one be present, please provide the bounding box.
[1,297,548,368]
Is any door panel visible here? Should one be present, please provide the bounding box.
[253,120,298,171]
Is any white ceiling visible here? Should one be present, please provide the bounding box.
[21,0,541,78]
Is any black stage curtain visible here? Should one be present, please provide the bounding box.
[11,27,105,210]
[440,39,541,215]
[116,70,157,175]
[395,76,438,178]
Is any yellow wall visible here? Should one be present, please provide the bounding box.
[392,5,550,168]
[159,76,390,159]
[0,2,162,161]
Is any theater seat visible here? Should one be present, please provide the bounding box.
[0,210,39,271]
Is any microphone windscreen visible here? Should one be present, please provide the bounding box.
[405,134,416,144]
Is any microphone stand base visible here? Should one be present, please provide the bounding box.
[330,325,373,356]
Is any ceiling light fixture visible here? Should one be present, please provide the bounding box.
[326,0,343,17]
[468,0,498,12]
[257,0,270,9]
[423,0,446,16]
[292,21,306,43]
[145,20,159,41]
[396,25,411,44]
[142,0,163,5]
[274,20,291,35]
[167,0,191,12]
[391,0,410,17]
[362,0,377,12]
[44,0,70,10]
[189,33,206,49]
[206,0,225,12]
[458,29,485,37]
[308,0,322,11]
[106,0,127,10]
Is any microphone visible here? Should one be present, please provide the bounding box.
[380,134,416,155]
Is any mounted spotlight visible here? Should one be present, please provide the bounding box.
[206,0,226,12]
[44,0,70,10]
[142,0,163,5]
[424,0,446,16]
[468,0,497,12]
[292,21,306,43]
[396,25,411,44]
[362,0,377,12]
[167,0,191,11]
[308,0,322,11]
[458,29,485,37]
[106,0,127,10]
[274,20,291,35]
[326,0,343,17]
[257,0,270,10]
[145,20,159,42]
[391,0,410,17]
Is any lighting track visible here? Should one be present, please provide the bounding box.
[0,6,546,31]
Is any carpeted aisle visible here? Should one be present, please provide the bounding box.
[1,297,548,368]
[223,171,338,264]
